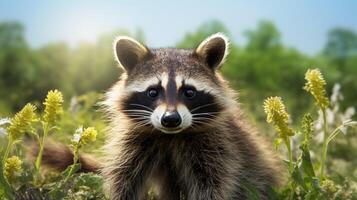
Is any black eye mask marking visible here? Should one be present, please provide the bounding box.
[179,85,222,120]
[122,85,164,121]
[122,81,222,127]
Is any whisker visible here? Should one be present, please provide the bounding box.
[128,116,151,120]
[133,121,152,130]
[192,121,216,127]
[190,103,218,113]
[129,104,154,111]
[131,120,151,130]
[193,120,217,125]
[193,116,217,120]
[192,117,218,123]
[125,114,152,117]
[192,112,220,117]
[122,109,153,114]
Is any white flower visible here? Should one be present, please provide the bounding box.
[0,127,7,137]
[343,107,355,121]
[315,110,324,130]
[0,117,11,126]
[69,97,79,114]
[326,108,334,125]
[72,126,84,143]
[340,107,355,135]
[70,126,97,145]
[331,83,343,104]
[0,117,10,137]
[72,133,81,143]
[315,130,324,143]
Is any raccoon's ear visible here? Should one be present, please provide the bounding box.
[113,36,151,72]
[194,33,229,70]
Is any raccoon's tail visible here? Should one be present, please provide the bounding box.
[28,140,101,173]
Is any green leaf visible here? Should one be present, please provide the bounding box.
[60,163,81,178]
[0,160,14,199]
[300,144,316,183]
[298,113,317,190]
[75,173,104,192]
[0,187,4,199]
[48,188,66,199]
[274,138,282,150]
[266,186,280,200]
[301,113,313,147]
[292,164,307,191]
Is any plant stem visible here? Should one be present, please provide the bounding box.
[35,123,49,183]
[63,144,79,183]
[285,137,293,173]
[320,109,328,181]
[2,138,13,185]
[2,138,13,165]
[0,160,14,199]
[284,137,294,200]
[327,121,357,143]
[1,138,15,198]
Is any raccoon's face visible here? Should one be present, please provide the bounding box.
[112,33,230,134]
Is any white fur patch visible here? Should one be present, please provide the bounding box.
[175,75,183,90]
[150,104,192,134]
[126,77,160,92]
[196,32,230,67]
[112,36,148,70]
[160,73,169,90]
[184,78,217,94]
[177,104,192,130]
[150,104,166,130]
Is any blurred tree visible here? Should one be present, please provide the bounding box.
[323,28,357,108]
[0,20,355,118]
[176,20,230,48]
[0,22,36,112]
[33,43,71,100]
[68,29,144,95]
[244,21,281,52]
[226,21,316,120]
[0,22,26,49]
[324,28,357,64]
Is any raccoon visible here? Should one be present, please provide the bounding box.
[100,33,281,200]
[37,33,282,199]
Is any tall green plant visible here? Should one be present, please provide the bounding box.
[263,68,357,199]
[35,90,63,183]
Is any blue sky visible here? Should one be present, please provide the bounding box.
[0,0,356,55]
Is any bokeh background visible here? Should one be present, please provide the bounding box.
[0,0,356,184]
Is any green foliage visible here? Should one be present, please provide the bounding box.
[263,69,357,199]
[0,19,357,199]
[0,91,105,199]
[176,20,230,48]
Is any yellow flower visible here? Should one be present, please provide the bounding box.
[303,69,329,109]
[43,90,63,125]
[263,97,294,138]
[4,156,22,183]
[321,179,338,194]
[7,103,37,141]
[81,127,97,145]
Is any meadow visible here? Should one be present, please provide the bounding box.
[0,20,356,199]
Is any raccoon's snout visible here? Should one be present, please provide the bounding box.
[161,111,182,128]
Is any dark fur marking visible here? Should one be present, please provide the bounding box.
[121,85,164,122]
[166,69,177,109]
[179,85,221,119]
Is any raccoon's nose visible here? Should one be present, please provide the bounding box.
[161,111,182,128]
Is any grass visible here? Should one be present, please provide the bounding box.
[0,68,356,199]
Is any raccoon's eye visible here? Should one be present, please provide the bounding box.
[147,88,159,99]
[183,88,196,99]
